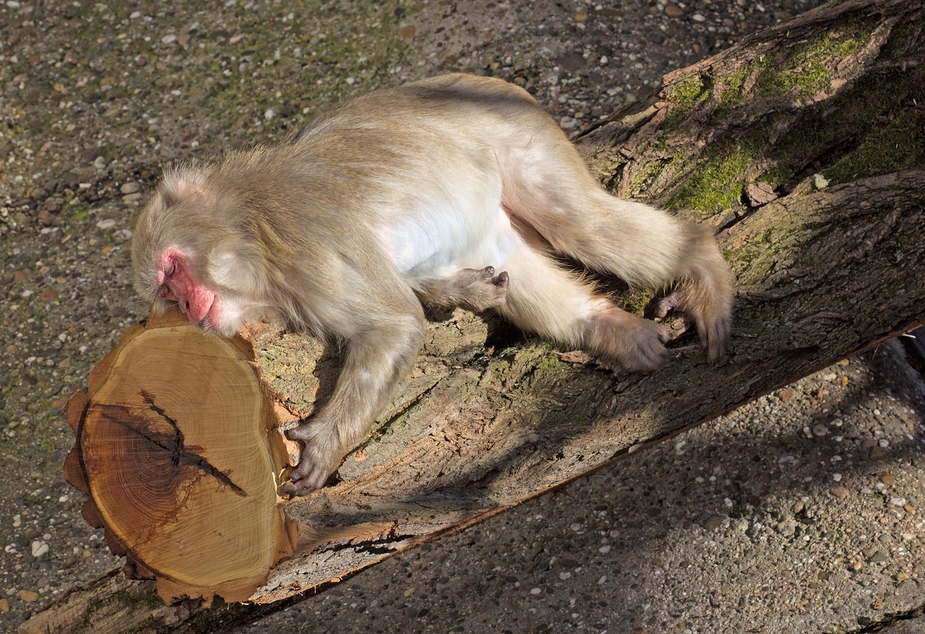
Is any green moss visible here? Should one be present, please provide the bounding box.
[670,146,751,212]
[754,21,871,99]
[716,65,753,106]
[825,108,925,184]
[665,73,709,115]
[625,158,669,198]
[614,288,658,316]
[762,65,925,187]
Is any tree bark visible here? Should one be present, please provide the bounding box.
[23,0,925,630]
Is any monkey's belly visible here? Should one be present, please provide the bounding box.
[382,203,518,281]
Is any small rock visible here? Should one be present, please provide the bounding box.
[813,424,829,437]
[96,219,117,230]
[868,550,889,564]
[18,590,39,602]
[702,514,726,531]
[813,173,829,189]
[162,34,178,44]
[831,486,850,500]
[120,182,140,195]
[32,540,49,557]
[0,598,8,612]
[779,388,797,400]
[664,4,684,16]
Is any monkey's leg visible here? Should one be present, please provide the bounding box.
[496,237,670,371]
[501,148,732,362]
[284,309,425,495]
[415,266,509,311]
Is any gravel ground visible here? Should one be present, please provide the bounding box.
[3,0,923,632]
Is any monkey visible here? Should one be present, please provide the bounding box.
[131,73,733,496]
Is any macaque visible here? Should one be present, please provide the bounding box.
[131,74,733,495]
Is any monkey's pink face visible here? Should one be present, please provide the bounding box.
[156,249,220,328]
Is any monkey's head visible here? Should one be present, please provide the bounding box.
[132,168,274,337]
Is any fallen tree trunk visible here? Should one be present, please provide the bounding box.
[22,0,925,630]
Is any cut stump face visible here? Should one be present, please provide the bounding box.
[65,308,297,604]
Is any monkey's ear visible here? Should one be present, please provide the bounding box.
[161,171,216,207]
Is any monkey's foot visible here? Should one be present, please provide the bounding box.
[585,306,671,372]
[463,266,509,310]
[417,266,510,312]
[656,285,731,364]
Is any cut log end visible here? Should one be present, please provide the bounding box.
[64,306,298,604]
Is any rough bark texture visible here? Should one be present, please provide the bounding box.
[23,0,925,631]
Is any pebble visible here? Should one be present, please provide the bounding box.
[120,182,140,195]
[17,590,38,602]
[831,486,850,500]
[31,540,49,558]
[664,4,684,17]
[702,514,726,531]
[95,219,117,230]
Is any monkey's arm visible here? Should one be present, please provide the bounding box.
[283,287,425,495]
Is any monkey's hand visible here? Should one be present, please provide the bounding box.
[283,420,344,496]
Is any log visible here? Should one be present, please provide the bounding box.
[23,0,925,630]
[61,308,299,604]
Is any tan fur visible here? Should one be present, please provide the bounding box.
[131,74,733,495]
